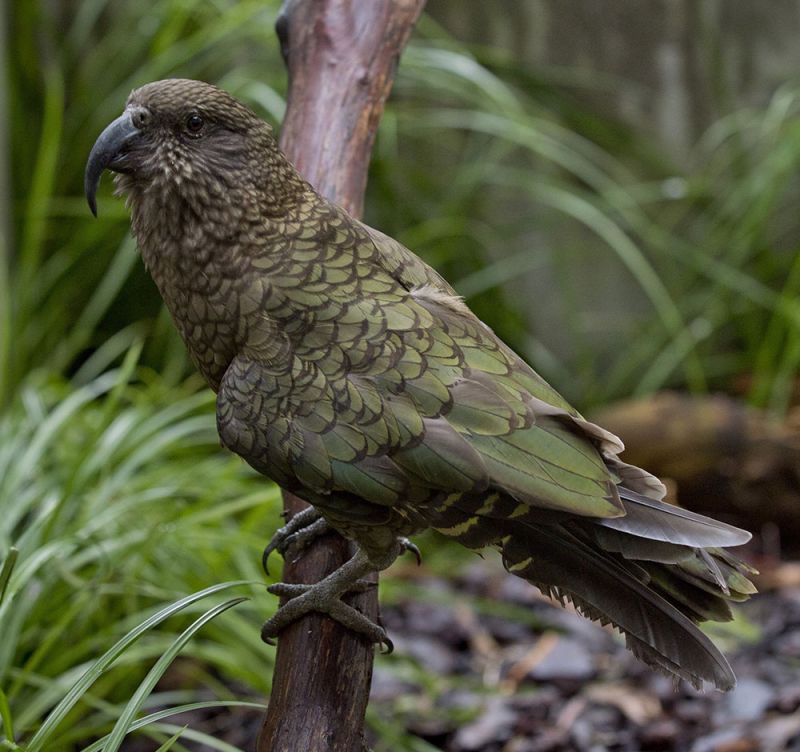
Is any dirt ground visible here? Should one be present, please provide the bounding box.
[367,556,800,752]
[175,551,800,752]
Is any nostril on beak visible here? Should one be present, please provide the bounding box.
[131,107,151,128]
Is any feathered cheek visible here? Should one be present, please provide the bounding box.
[147,144,194,188]
[112,172,135,199]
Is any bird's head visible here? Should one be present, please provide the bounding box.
[85,78,294,217]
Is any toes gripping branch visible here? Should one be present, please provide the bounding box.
[262,546,392,651]
[261,506,327,575]
[261,513,422,651]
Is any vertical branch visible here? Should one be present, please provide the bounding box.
[258,2,426,751]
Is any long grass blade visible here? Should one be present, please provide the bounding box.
[101,596,248,752]
[25,582,250,752]
[0,687,14,743]
[81,701,266,752]
[0,548,18,608]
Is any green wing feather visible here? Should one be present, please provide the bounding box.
[219,222,667,523]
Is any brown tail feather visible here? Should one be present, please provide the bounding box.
[600,487,751,548]
[501,522,738,690]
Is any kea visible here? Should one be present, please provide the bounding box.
[85,79,755,690]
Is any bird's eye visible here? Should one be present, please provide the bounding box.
[185,113,204,136]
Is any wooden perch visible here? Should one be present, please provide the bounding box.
[258,2,426,750]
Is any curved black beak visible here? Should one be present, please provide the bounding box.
[85,111,141,216]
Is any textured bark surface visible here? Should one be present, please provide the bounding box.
[258,2,426,750]
[277,0,426,219]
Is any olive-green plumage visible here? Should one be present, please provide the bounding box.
[86,79,755,690]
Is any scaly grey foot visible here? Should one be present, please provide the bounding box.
[268,580,377,597]
[262,507,327,575]
[261,543,404,652]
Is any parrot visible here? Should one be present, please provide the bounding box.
[85,79,755,690]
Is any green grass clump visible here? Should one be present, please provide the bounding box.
[373,25,800,407]
[2,0,287,404]
[6,3,800,410]
[0,362,279,750]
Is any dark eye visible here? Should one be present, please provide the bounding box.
[185,113,204,136]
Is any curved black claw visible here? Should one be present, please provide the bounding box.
[379,635,394,654]
[262,507,323,575]
[399,537,422,566]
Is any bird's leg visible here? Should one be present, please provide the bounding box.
[262,507,329,575]
[261,542,405,651]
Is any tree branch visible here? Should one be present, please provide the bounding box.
[258,2,426,750]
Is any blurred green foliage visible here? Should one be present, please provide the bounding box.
[1,0,797,748]
[5,2,800,408]
[0,362,278,750]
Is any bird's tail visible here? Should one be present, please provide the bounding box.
[437,488,756,690]
[501,518,754,690]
